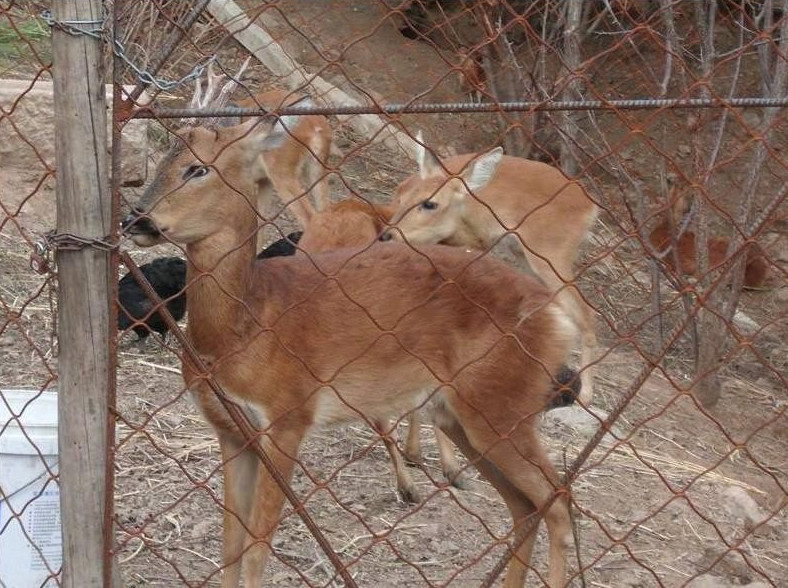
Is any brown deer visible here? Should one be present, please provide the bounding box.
[382,137,599,404]
[298,197,583,502]
[648,193,768,289]
[183,60,333,238]
[232,88,333,232]
[123,111,574,587]
[297,196,468,502]
[456,46,487,103]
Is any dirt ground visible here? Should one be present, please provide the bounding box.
[2,2,788,587]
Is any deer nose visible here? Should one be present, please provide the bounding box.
[122,208,157,235]
[121,210,140,230]
[379,230,393,242]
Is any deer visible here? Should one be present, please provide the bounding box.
[298,196,583,502]
[456,46,487,103]
[648,192,768,289]
[182,59,333,244]
[232,88,333,234]
[381,137,599,404]
[296,196,468,502]
[122,109,575,588]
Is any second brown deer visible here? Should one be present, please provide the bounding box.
[298,196,583,502]
[232,88,333,233]
[382,137,599,404]
[124,111,575,588]
[297,196,469,502]
[648,193,768,289]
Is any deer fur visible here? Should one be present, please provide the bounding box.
[124,116,575,588]
[298,196,467,502]
[384,140,599,404]
[232,88,333,237]
[298,197,396,253]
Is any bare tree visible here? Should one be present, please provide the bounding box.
[687,0,788,407]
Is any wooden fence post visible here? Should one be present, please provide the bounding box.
[52,1,115,586]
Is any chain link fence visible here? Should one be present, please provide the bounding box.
[1,1,61,585]
[2,1,788,586]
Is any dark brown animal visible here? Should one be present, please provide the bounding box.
[649,223,768,288]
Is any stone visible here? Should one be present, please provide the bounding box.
[0,78,148,202]
[1,78,149,230]
[722,486,765,528]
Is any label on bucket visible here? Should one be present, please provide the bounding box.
[0,469,61,587]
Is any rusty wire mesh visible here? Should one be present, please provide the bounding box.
[0,0,61,586]
[2,0,788,587]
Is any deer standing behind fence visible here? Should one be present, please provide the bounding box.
[648,191,768,289]
[296,197,470,502]
[382,138,599,403]
[298,196,583,502]
[123,108,575,587]
[232,88,332,236]
[456,46,487,103]
[183,60,333,237]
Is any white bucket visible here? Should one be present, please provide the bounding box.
[0,389,61,588]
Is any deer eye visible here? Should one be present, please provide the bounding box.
[420,200,438,211]
[183,165,210,180]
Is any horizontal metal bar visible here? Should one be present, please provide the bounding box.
[129,96,788,120]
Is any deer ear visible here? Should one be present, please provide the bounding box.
[245,107,305,155]
[461,147,503,193]
[415,131,441,179]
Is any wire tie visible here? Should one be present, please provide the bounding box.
[40,9,104,37]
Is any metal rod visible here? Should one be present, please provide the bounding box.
[106,0,125,583]
[129,96,788,120]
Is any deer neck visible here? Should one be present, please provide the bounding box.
[450,214,489,250]
[184,224,257,355]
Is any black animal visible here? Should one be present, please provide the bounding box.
[256,231,302,260]
[118,256,187,340]
[118,233,303,340]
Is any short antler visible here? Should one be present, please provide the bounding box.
[182,56,251,126]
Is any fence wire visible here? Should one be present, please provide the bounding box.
[2,1,788,587]
[0,1,61,586]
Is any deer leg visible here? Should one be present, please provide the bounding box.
[403,411,423,465]
[448,399,572,588]
[438,416,540,587]
[433,426,470,490]
[408,411,469,490]
[240,420,307,587]
[218,435,258,588]
[375,418,420,503]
